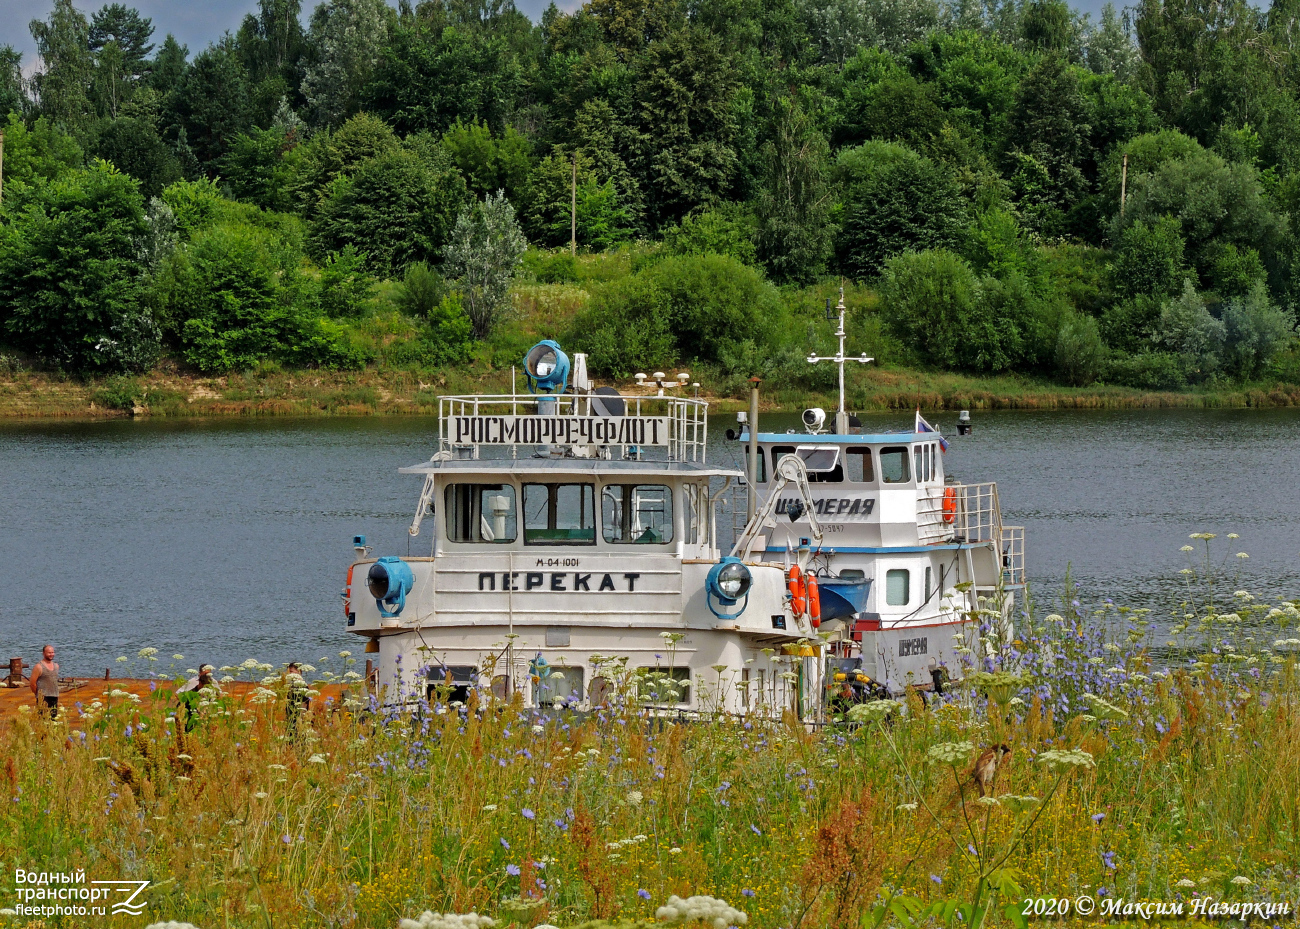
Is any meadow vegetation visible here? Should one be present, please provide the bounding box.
[2,540,1298,928]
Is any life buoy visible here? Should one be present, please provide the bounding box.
[806,574,821,628]
[786,565,806,617]
[942,486,957,524]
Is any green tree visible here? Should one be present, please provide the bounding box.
[876,248,977,368]
[632,27,740,224]
[1022,0,1074,53]
[443,191,527,338]
[662,203,758,264]
[313,148,469,274]
[1005,53,1091,234]
[89,4,155,117]
[1110,215,1187,299]
[92,116,183,196]
[1156,278,1224,380]
[754,98,834,284]
[221,126,302,212]
[1086,3,1137,79]
[165,37,254,167]
[301,0,392,126]
[525,150,635,250]
[362,24,523,136]
[0,46,25,117]
[149,35,188,96]
[30,0,95,135]
[835,141,968,279]
[0,113,83,195]
[1220,281,1294,378]
[1055,310,1106,385]
[0,161,151,372]
[319,245,372,317]
[290,112,400,217]
[441,119,532,201]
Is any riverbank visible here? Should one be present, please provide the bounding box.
[6,365,1300,420]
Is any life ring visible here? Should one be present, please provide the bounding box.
[786,565,806,617]
[806,574,821,628]
[942,486,957,524]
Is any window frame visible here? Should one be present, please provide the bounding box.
[444,483,518,544]
[522,482,597,546]
[601,483,675,545]
[879,446,912,484]
[885,568,911,606]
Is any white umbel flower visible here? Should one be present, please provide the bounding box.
[399,913,496,929]
[145,923,203,929]
[655,894,749,928]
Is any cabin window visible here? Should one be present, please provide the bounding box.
[522,483,596,545]
[846,448,874,483]
[635,666,691,704]
[683,483,709,546]
[880,446,911,483]
[445,484,517,543]
[773,445,843,483]
[885,568,910,606]
[925,566,933,601]
[534,666,583,706]
[602,484,674,544]
[915,443,934,482]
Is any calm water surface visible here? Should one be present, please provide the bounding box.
[3,409,1299,676]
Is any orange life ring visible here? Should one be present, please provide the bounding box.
[806,574,821,628]
[786,565,806,617]
[942,486,957,524]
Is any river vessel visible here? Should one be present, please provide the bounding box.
[344,298,1024,718]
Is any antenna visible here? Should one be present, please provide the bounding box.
[806,286,873,434]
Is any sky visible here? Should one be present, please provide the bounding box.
[1,0,1111,66]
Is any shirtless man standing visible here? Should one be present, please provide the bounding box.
[29,645,60,718]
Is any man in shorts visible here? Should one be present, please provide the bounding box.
[29,645,60,718]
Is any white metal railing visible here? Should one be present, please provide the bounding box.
[436,393,709,462]
[918,482,1003,545]
[1000,525,1025,585]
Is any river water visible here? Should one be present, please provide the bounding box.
[3,409,1298,676]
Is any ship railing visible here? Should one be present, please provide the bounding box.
[436,393,709,462]
[918,482,1003,545]
[1000,525,1026,586]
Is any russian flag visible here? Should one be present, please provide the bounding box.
[915,410,950,452]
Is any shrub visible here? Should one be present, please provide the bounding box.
[91,375,145,411]
[1054,311,1106,386]
[1103,352,1187,390]
[319,246,372,318]
[1109,216,1186,300]
[661,204,758,266]
[1100,295,1163,354]
[523,250,578,284]
[385,293,474,368]
[443,192,527,339]
[1155,280,1224,381]
[1219,282,1295,380]
[570,253,783,376]
[395,261,448,319]
[876,249,977,369]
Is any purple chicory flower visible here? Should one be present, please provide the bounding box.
[506,864,521,877]
[522,808,535,820]
[638,889,652,900]
[751,824,761,835]
[501,838,510,850]
[1092,813,1105,824]
[741,889,755,898]
[931,874,943,884]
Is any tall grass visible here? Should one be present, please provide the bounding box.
[2,543,1298,928]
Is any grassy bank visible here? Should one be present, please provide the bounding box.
[2,552,1298,928]
[7,364,1300,421]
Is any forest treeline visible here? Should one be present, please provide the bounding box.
[3,0,1300,392]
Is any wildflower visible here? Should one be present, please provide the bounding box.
[639,889,653,900]
[1175,879,1196,888]
[930,875,943,884]
[144,922,202,929]
[1189,532,1216,540]
[532,724,544,735]
[254,792,268,799]
[626,790,644,806]
[655,894,748,928]
[482,804,498,812]
[926,741,974,766]
[138,647,158,659]
[741,888,756,897]
[500,838,510,849]
[750,824,761,835]
[307,754,327,764]
[399,915,496,929]
[669,847,682,855]
[1180,545,1194,552]
[506,864,521,876]
[521,808,535,820]
[896,802,918,812]
[172,654,185,660]
[1037,749,1095,771]
[1236,552,1249,559]
[1230,876,1252,886]
[1091,813,1105,824]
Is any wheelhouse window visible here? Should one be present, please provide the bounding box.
[772,445,843,483]
[523,483,596,545]
[635,667,691,704]
[885,568,910,605]
[914,443,935,483]
[879,446,911,483]
[846,448,874,483]
[683,482,711,546]
[602,484,674,544]
[445,484,517,543]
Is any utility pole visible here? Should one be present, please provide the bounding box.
[1120,152,1128,215]
[570,155,577,258]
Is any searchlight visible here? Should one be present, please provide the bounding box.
[706,557,753,620]
[523,340,570,394]
[367,556,414,618]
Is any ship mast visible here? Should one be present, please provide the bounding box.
[806,287,872,433]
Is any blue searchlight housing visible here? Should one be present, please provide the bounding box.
[523,340,570,394]
[367,556,414,618]
[705,557,753,620]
